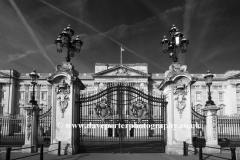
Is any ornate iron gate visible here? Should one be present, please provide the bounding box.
[191,106,206,147]
[78,83,167,153]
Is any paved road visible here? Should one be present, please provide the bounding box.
[0,152,232,160]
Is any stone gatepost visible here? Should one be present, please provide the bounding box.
[47,62,85,155]
[22,104,42,153]
[202,105,220,153]
[159,62,197,155]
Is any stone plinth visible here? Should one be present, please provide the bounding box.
[47,62,85,155]
[202,105,220,154]
[22,104,42,153]
[159,62,197,155]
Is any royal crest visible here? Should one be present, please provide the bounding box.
[55,79,70,118]
[94,97,112,121]
[130,100,149,122]
[174,83,188,118]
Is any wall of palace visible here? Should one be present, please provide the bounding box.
[0,63,240,116]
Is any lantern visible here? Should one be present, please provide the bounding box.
[73,35,83,53]
[173,31,184,47]
[204,70,214,85]
[29,70,39,85]
[68,43,75,58]
[181,36,189,53]
[60,29,70,47]
[54,35,63,53]
[160,36,170,53]
[169,24,178,36]
[66,24,74,37]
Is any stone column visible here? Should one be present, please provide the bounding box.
[47,62,85,155]
[159,62,197,155]
[22,104,42,153]
[202,105,220,153]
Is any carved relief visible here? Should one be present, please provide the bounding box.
[94,97,112,121]
[212,116,217,140]
[130,100,149,122]
[173,78,189,118]
[164,62,188,79]
[115,68,130,76]
[27,110,32,140]
[55,80,70,118]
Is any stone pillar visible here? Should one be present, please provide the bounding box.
[202,105,220,153]
[22,104,42,153]
[47,62,85,155]
[159,62,197,155]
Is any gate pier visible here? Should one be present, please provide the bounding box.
[159,62,197,155]
[47,62,85,155]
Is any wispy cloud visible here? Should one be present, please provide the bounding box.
[9,0,55,69]
[8,50,37,62]
[39,0,182,71]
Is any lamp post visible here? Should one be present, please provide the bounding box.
[54,24,83,62]
[160,24,189,62]
[204,70,215,106]
[29,70,39,105]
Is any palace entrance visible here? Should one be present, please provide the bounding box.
[77,83,167,153]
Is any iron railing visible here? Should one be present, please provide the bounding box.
[191,106,206,147]
[218,115,240,142]
[38,105,52,144]
[0,114,26,146]
[78,83,167,153]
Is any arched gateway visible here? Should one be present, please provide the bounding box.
[77,82,167,153]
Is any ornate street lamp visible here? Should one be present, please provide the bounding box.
[160,24,189,62]
[204,70,215,106]
[29,69,39,105]
[54,24,83,62]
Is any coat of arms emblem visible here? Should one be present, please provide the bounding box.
[94,97,112,121]
[130,100,149,122]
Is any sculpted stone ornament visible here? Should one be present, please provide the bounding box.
[115,68,130,76]
[55,79,70,118]
[173,83,188,118]
[164,62,188,80]
[27,110,32,140]
[130,100,149,122]
[94,97,112,121]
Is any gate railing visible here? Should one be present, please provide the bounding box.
[38,105,52,143]
[0,114,26,145]
[191,106,206,146]
[217,115,240,141]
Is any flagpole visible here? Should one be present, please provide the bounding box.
[120,47,122,64]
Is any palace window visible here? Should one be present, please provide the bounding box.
[20,92,24,100]
[41,92,47,101]
[218,104,225,116]
[2,91,6,99]
[219,92,224,101]
[237,105,240,114]
[237,91,240,100]
[196,93,201,101]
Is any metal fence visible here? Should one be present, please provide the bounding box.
[217,115,240,140]
[0,114,26,146]
[191,106,206,147]
[38,105,52,144]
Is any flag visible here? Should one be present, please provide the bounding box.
[121,46,125,52]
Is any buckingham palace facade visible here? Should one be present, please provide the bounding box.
[0,63,240,116]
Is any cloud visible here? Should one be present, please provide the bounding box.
[7,50,37,62]
[78,7,183,50]
[40,0,182,71]
[9,0,55,69]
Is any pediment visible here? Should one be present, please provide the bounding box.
[92,65,149,77]
[227,73,240,79]
[0,72,10,78]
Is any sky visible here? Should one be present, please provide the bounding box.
[0,0,240,74]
